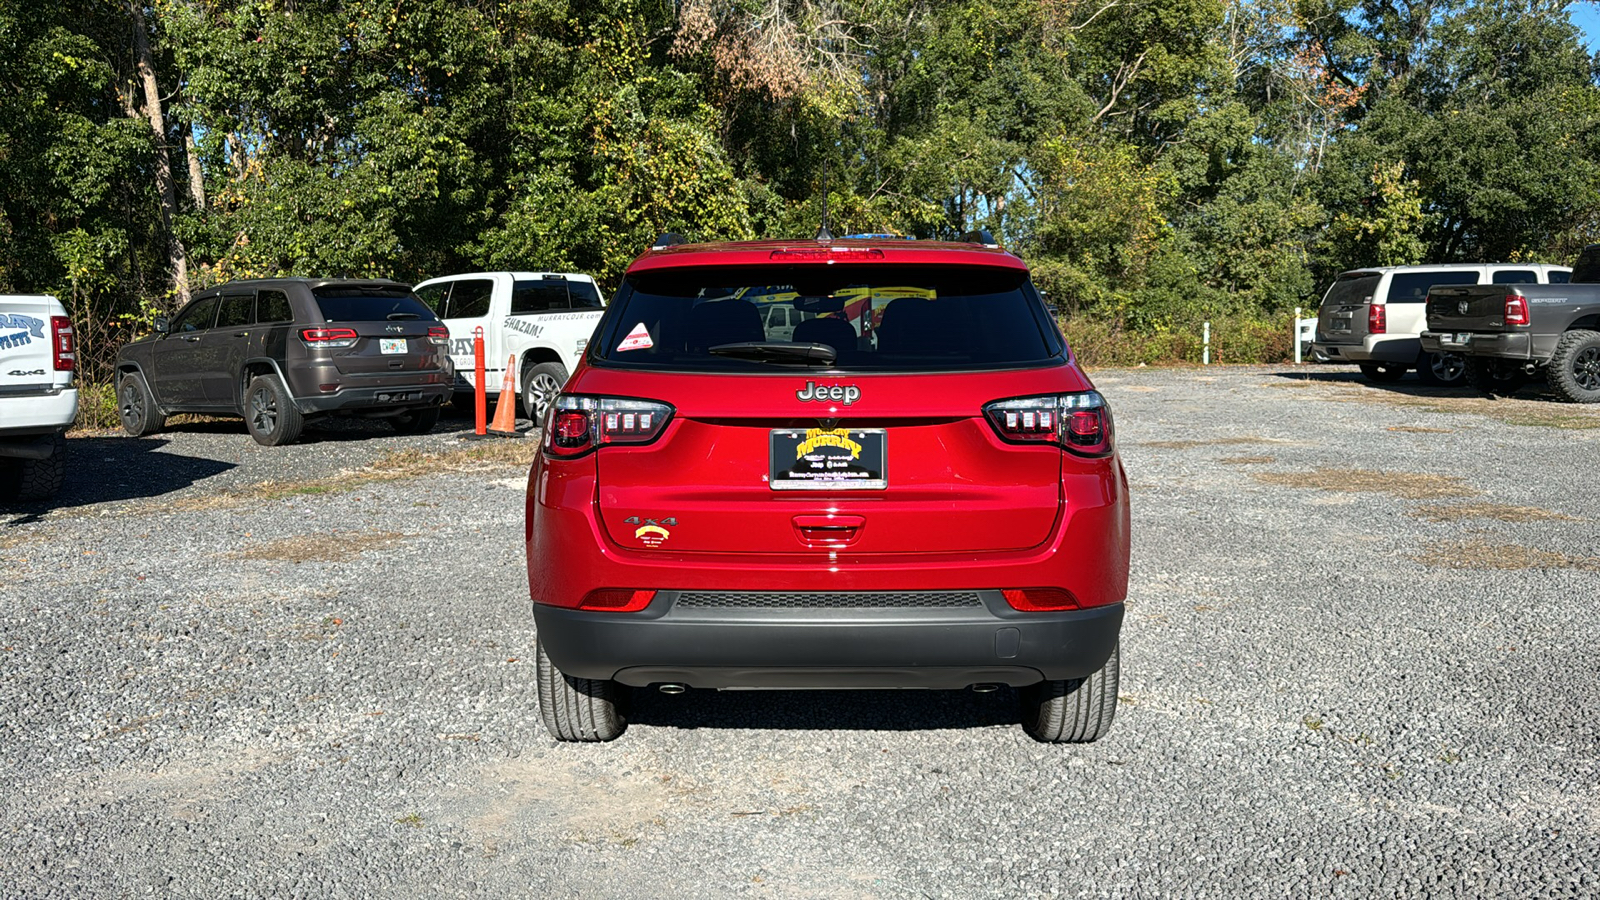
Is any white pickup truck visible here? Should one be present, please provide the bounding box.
[0,295,77,501]
[412,272,605,422]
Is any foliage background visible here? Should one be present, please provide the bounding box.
[4,0,1600,388]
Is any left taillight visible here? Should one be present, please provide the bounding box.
[299,327,359,348]
[543,394,674,459]
[983,391,1114,457]
[50,316,75,371]
[427,325,449,345]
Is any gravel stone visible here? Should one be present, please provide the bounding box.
[2,371,1597,897]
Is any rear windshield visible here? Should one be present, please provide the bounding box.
[511,278,606,314]
[591,265,1062,372]
[313,288,437,322]
[1322,274,1380,307]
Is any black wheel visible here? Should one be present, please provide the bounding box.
[1358,362,1407,383]
[1020,642,1120,743]
[0,434,67,502]
[244,374,304,446]
[1415,351,1467,387]
[1547,330,1600,403]
[521,361,568,425]
[117,372,165,437]
[1466,357,1528,397]
[536,638,625,742]
[389,406,440,435]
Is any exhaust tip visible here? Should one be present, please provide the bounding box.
[970,683,1001,694]
[657,683,688,695]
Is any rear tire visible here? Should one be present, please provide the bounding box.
[0,434,67,502]
[244,375,304,446]
[1358,362,1407,383]
[1415,351,1466,387]
[1020,642,1120,743]
[521,361,568,426]
[117,372,165,437]
[389,406,440,435]
[1546,330,1600,403]
[1466,357,1528,397]
[537,639,625,742]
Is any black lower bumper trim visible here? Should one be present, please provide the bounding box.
[534,593,1124,688]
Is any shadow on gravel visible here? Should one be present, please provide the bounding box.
[0,436,235,524]
[155,409,489,444]
[625,687,1024,732]
[1272,368,1566,402]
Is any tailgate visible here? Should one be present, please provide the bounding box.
[0,299,60,391]
[1316,273,1380,345]
[1426,285,1510,332]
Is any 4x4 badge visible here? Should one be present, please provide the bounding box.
[796,381,860,405]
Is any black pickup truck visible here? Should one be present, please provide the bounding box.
[1420,245,1600,401]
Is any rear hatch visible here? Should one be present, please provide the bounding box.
[311,287,446,385]
[0,297,64,394]
[578,258,1085,555]
[1316,272,1381,345]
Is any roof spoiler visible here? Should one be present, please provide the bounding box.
[958,230,999,249]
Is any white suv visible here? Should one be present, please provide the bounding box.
[0,294,77,501]
[1312,263,1571,385]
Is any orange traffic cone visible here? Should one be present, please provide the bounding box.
[487,354,521,436]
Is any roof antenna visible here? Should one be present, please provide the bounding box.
[815,162,833,242]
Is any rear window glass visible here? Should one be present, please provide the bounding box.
[511,280,570,313]
[570,281,604,308]
[1550,269,1572,284]
[1322,274,1380,307]
[591,265,1061,372]
[1387,271,1480,302]
[313,289,437,322]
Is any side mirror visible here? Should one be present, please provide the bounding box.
[154,317,170,334]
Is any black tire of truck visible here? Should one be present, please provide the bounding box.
[389,405,440,435]
[0,433,67,502]
[1416,351,1467,387]
[1020,641,1121,743]
[1546,330,1600,404]
[117,372,165,437]
[521,361,568,426]
[1358,362,1407,383]
[1466,357,1529,398]
[536,639,626,742]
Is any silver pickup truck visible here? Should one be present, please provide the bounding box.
[1421,244,1600,401]
[0,294,77,500]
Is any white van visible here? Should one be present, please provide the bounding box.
[1312,263,1571,384]
[413,272,605,422]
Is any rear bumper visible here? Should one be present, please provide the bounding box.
[1420,331,1548,361]
[535,594,1124,688]
[0,387,77,434]
[292,383,450,414]
[1311,334,1418,364]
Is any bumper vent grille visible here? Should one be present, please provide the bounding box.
[675,591,983,609]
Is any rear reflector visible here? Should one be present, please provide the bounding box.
[577,589,657,612]
[1001,588,1081,611]
[50,316,75,372]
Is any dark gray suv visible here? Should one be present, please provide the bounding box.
[115,278,452,446]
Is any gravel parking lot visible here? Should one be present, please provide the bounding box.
[4,368,1599,898]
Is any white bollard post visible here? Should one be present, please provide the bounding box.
[1203,321,1211,366]
[1294,307,1302,365]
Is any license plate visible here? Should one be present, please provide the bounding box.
[1453,332,1472,345]
[1331,317,1351,334]
[380,338,407,354]
[770,428,887,491]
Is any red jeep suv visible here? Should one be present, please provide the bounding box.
[525,234,1130,742]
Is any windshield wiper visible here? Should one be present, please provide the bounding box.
[708,341,838,366]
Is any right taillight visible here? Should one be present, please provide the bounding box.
[1368,304,1386,334]
[543,394,675,458]
[300,327,359,348]
[1504,294,1529,326]
[50,316,75,372]
[983,392,1114,457]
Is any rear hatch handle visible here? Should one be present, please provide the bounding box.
[792,514,865,547]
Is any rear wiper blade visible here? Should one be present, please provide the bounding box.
[708,341,838,366]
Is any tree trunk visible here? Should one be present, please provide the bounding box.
[184,126,206,210]
[128,0,189,307]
